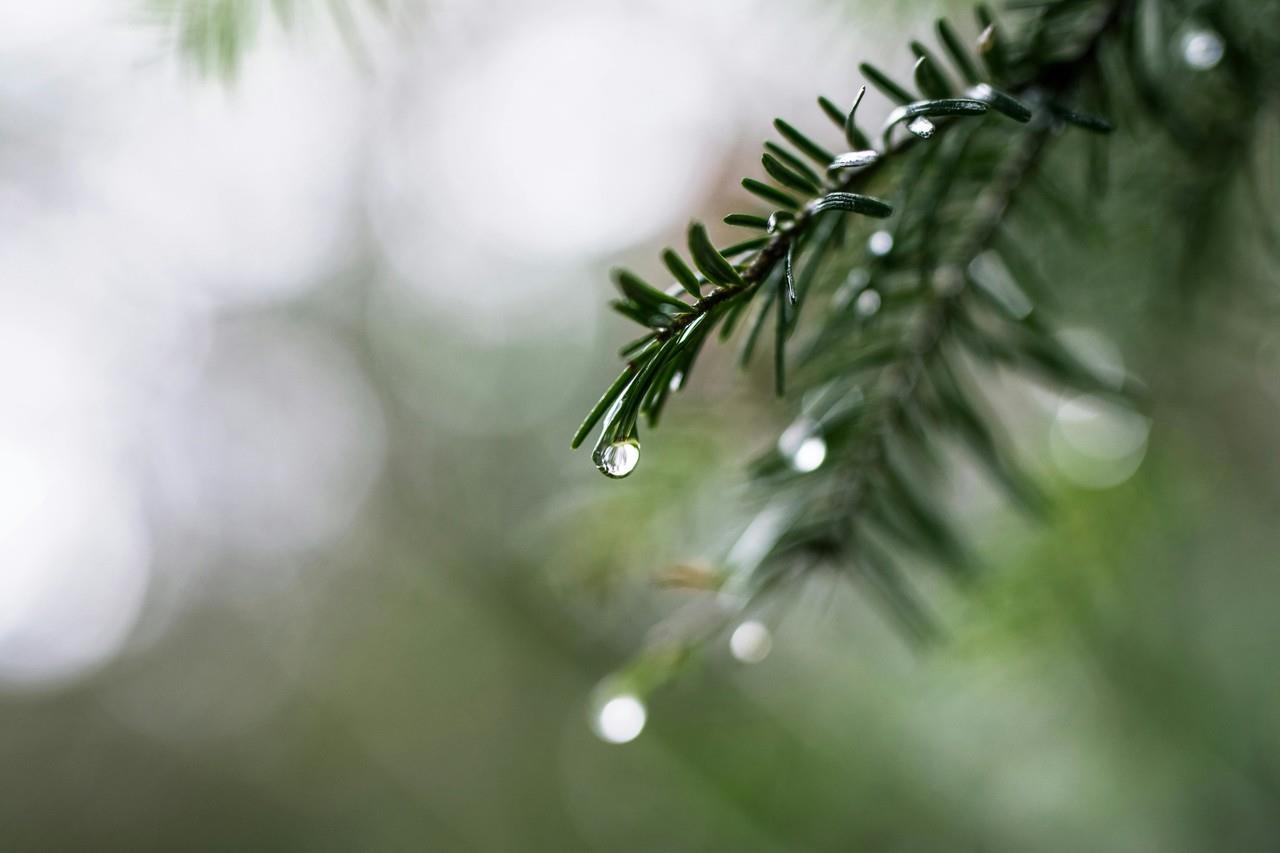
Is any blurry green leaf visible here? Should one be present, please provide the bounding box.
[937,17,982,85]
[739,287,775,367]
[687,222,745,286]
[1051,103,1116,133]
[612,268,691,312]
[784,242,796,305]
[719,295,750,341]
[609,299,672,329]
[571,363,638,448]
[742,177,801,210]
[881,459,972,575]
[618,333,658,358]
[966,83,1033,122]
[644,360,679,428]
[762,153,822,195]
[721,236,770,257]
[764,142,824,189]
[154,0,377,79]
[911,42,955,98]
[724,212,770,230]
[817,95,847,130]
[773,118,836,167]
[774,277,788,396]
[808,192,893,219]
[662,249,703,299]
[859,62,915,105]
[854,538,937,643]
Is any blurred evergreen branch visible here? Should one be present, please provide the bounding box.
[146,0,389,77]
[574,0,1277,667]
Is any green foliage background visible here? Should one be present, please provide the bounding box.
[1,0,1278,850]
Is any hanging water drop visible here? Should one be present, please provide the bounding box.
[778,418,827,473]
[595,438,640,478]
[1181,28,1224,70]
[729,620,773,664]
[791,437,827,473]
[868,230,894,257]
[767,210,797,234]
[906,115,936,138]
[855,289,882,317]
[591,693,647,744]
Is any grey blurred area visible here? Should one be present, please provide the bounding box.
[1,1,1279,850]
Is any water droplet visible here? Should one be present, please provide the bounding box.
[969,82,995,102]
[855,289,881,317]
[868,230,894,257]
[828,149,878,172]
[729,620,773,664]
[592,693,646,744]
[767,211,796,234]
[906,116,936,138]
[1049,394,1150,489]
[1181,28,1224,70]
[792,438,826,472]
[977,23,998,55]
[778,418,826,473]
[595,438,640,478]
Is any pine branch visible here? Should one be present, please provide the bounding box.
[573,1,1160,656]
[575,4,1122,458]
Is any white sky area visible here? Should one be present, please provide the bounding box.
[0,0,950,696]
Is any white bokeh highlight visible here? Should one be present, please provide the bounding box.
[593,694,648,744]
[1049,394,1151,489]
[0,437,150,689]
[151,320,386,559]
[779,418,828,473]
[369,4,727,335]
[729,620,773,664]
